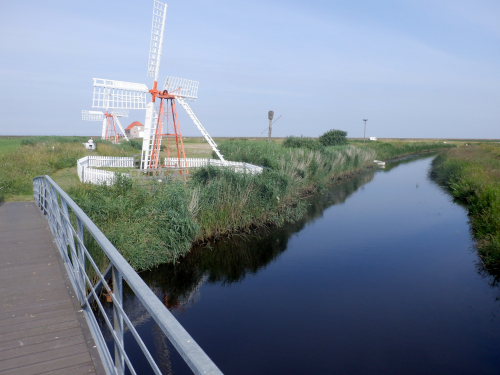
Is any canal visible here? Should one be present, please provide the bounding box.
[104,154,500,374]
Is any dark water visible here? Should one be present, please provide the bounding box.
[101,155,500,374]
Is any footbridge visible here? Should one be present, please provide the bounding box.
[0,176,223,375]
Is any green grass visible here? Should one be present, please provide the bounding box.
[431,144,500,271]
[0,137,25,155]
[349,139,455,160]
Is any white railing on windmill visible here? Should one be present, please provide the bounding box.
[88,0,227,171]
[82,108,131,142]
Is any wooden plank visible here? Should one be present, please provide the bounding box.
[0,299,72,320]
[0,290,71,312]
[0,351,94,375]
[38,362,96,375]
[0,333,86,361]
[0,326,83,351]
[0,342,91,371]
[0,306,76,328]
[0,320,81,343]
[0,311,79,335]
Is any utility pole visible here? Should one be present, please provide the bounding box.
[268,111,274,142]
[363,119,368,143]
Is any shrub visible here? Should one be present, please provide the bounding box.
[283,136,322,150]
[319,129,348,146]
[129,139,142,150]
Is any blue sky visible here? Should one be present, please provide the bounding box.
[0,0,499,139]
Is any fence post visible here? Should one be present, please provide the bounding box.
[112,265,125,374]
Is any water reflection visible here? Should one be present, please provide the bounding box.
[141,168,376,309]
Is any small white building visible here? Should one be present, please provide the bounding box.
[125,121,145,138]
[369,137,377,141]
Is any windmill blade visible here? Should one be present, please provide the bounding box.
[82,110,104,121]
[113,115,129,142]
[140,103,158,169]
[102,117,107,140]
[92,78,149,109]
[147,0,167,81]
[110,109,129,118]
[163,77,199,101]
[176,97,227,165]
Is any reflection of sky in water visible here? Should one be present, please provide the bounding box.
[113,154,500,375]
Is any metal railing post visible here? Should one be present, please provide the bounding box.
[113,265,125,374]
[76,217,85,300]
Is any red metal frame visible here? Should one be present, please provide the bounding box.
[148,82,188,171]
[104,112,119,144]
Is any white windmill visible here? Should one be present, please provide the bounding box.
[81,109,130,143]
[89,0,227,170]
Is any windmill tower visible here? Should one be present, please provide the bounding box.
[89,0,227,171]
[81,109,130,143]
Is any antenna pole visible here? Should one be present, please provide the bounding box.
[268,111,274,143]
[363,119,368,143]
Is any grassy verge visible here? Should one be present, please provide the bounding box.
[431,144,500,270]
[349,139,455,160]
[0,137,140,201]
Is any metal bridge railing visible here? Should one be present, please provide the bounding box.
[33,175,223,375]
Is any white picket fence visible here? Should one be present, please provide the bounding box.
[88,156,134,168]
[164,158,263,174]
[77,156,263,186]
[77,156,133,185]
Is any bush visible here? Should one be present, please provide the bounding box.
[129,139,142,150]
[283,136,323,150]
[319,129,348,146]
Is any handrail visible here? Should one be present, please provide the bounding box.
[33,175,223,375]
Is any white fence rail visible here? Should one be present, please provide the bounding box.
[164,158,263,174]
[88,156,134,168]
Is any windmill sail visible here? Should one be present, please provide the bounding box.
[92,79,149,109]
[147,1,167,81]
[163,77,199,101]
[110,109,130,118]
[82,110,104,121]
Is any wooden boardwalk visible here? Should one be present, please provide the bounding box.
[0,202,104,375]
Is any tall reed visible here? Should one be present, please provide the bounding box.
[69,176,198,270]
[431,146,500,270]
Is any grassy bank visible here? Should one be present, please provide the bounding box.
[431,144,500,270]
[349,139,455,160]
[217,140,375,191]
